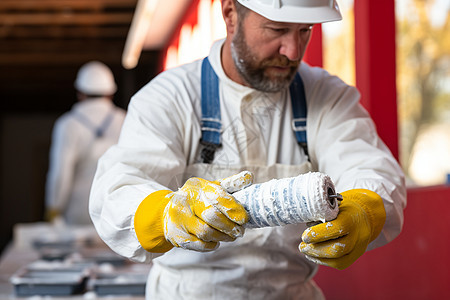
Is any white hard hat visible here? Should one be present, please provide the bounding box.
[237,0,342,24]
[74,61,117,95]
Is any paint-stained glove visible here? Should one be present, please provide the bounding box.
[134,171,253,253]
[299,189,386,270]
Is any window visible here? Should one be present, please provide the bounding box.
[323,0,355,87]
[323,0,450,186]
[397,0,450,186]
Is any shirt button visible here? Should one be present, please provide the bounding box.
[243,95,252,102]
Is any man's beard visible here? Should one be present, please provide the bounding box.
[231,25,300,93]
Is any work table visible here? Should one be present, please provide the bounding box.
[0,222,149,299]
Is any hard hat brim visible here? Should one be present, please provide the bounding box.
[239,2,343,24]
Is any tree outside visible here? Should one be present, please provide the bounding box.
[323,0,450,186]
[397,0,450,185]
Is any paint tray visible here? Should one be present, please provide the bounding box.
[10,268,89,296]
[89,272,147,296]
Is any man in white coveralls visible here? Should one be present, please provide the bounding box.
[89,0,406,298]
[46,61,125,225]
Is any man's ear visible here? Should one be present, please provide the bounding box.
[222,0,238,35]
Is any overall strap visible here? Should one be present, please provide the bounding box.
[95,109,115,137]
[200,57,222,163]
[72,108,115,138]
[200,57,308,163]
[289,72,309,157]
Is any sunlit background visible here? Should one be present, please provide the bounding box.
[327,0,450,186]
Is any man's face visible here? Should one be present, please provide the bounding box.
[230,11,313,93]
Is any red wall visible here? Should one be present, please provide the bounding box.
[315,185,450,299]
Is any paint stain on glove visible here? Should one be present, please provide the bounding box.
[299,189,386,270]
[164,176,249,252]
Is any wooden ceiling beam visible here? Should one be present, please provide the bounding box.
[0,0,137,11]
[0,26,129,39]
[0,12,133,25]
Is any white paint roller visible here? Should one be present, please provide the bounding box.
[226,172,340,228]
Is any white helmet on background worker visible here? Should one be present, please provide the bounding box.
[74,61,117,96]
[237,0,342,24]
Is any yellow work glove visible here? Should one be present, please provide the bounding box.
[299,189,386,270]
[45,208,61,223]
[134,171,253,253]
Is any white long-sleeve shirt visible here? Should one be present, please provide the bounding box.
[46,97,125,225]
[90,40,406,264]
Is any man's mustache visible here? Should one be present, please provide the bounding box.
[261,56,299,68]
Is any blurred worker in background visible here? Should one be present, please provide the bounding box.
[90,0,406,299]
[46,61,126,225]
